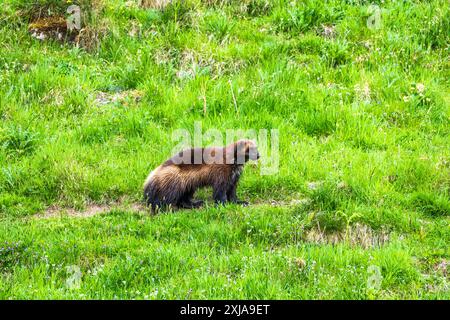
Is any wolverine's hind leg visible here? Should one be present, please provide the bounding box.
[149,201,169,214]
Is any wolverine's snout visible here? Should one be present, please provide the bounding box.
[247,146,260,161]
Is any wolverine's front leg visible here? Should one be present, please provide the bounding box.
[226,183,237,202]
[227,183,249,206]
[213,184,227,205]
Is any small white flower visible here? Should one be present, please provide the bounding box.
[416,83,425,94]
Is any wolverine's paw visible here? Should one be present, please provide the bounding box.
[235,200,249,206]
[191,199,204,208]
[178,200,204,209]
[178,202,194,209]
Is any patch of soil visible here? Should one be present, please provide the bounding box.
[305,223,390,249]
[434,259,449,277]
[40,204,107,218]
[139,0,171,9]
[36,202,148,219]
[28,15,105,51]
[254,198,310,207]
[94,89,144,106]
[320,24,336,38]
[28,16,78,42]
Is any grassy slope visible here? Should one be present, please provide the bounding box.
[0,0,449,299]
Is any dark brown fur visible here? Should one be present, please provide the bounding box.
[143,139,259,212]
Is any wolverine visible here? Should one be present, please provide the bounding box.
[143,139,260,212]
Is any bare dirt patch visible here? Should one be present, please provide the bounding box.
[305,223,390,249]
[40,204,107,218]
[254,197,310,207]
[434,259,449,277]
[27,3,106,51]
[36,198,305,219]
[94,89,144,106]
[36,202,148,219]
[139,0,171,9]
[320,24,336,38]
[29,16,77,42]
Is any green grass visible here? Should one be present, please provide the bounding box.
[0,0,449,299]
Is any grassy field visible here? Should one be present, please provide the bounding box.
[0,0,449,299]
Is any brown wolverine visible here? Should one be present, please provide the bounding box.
[143,139,260,212]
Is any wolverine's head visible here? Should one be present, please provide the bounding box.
[234,139,260,164]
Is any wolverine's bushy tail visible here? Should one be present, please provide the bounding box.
[143,170,163,212]
[142,166,190,212]
[143,179,159,211]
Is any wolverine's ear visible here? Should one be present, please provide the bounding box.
[237,140,248,155]
[245,139,257,151]
[224,142,238,164]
